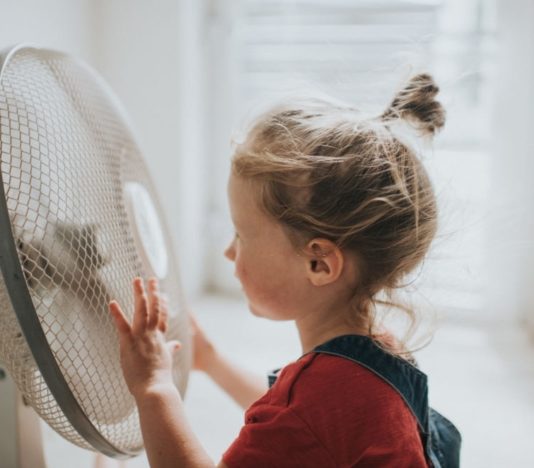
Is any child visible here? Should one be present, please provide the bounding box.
[109,73,461,467]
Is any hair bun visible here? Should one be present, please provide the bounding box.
[381,73,445,136]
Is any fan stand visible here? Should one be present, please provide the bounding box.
[0,365,46,468]
[0,366,133,468]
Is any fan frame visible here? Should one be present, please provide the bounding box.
[0,43,139,459]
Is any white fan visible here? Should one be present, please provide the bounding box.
[0,44,191,466]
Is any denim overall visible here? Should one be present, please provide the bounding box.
[269,335,461,468]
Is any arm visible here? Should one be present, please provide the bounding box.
[190,314,267,410]
[135,383,213,468]
[109,278,227,468]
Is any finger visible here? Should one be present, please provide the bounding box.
[188,312,199,336]
[132,277,148,334]
[147,277,160,330]
[109,300,132,336]
[166,340,182,356]
[158,293,170,333]
[160,292,169,306]
[158,303,168,333]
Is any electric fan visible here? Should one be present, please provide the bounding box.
[0,44,191,463]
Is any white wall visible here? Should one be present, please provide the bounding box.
[91,0,209,299]
[487,0,534,329]
[0,0,93,61]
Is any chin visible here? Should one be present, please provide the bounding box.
[248,302,290,321]
[247,303,264,317]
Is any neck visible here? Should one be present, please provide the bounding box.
[294,302,370,354]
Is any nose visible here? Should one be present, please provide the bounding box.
[224,238,236,262]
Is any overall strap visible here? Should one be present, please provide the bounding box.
[313,334,430,434]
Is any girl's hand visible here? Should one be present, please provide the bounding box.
[109,277,181,399]
[189,313,217,373]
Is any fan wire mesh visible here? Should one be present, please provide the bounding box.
[0,46,191,456]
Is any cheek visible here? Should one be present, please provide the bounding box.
[234,260,245,281]
[233,251,250,286]
[233,253,257,291]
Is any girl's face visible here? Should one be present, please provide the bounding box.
[224,173,309,320]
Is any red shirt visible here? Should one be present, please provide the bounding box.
[223,352,428,468]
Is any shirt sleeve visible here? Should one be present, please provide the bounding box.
[222,403,336,468]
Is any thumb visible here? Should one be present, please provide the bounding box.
[166,340,182,355]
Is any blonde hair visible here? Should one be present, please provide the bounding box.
[232,73,445,352]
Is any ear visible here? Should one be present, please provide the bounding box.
[303,238,344,286]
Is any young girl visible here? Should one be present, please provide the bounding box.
[109,73,461,467]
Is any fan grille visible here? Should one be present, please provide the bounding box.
[0,46,191,456]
